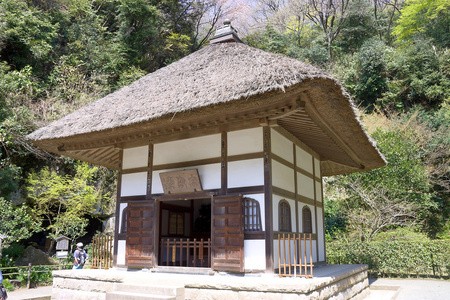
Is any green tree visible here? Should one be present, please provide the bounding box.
[303,0,352,60]
[343,38,389,110]
[327,122,436,241]
[334,0,378,54]
[393,0,450,47]
[399,106,450,237]
[245,25,290,55]
[117,0,191,71]
[326,107,449,241]
[0,197,41,244]
[26,163,101,252]
[380,40,450,110]
[0,0,57,72]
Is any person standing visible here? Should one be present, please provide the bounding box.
[0,268,7,299]
[73,242,87,269]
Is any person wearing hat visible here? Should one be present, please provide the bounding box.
[73,242,87,269]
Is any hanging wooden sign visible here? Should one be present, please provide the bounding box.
[55,236,70,250]
[159,169,203,194]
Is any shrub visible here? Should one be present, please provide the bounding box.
[2,279,15,292]
[327,239,450,278]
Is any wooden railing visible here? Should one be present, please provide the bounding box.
[278,233,314,278]
[160,238,211,268]
[91,235,113,269]
[1,263,71,289]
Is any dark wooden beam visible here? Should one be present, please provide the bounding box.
[154,191,217,201]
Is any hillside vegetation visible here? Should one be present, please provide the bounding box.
[0,0,448,266]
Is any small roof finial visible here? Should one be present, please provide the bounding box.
[210,19,242,44]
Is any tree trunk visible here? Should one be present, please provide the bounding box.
[327,36,333,61]
[47,239,55,254]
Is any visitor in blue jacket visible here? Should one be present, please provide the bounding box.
[73,242,88,269]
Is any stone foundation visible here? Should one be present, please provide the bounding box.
[51,264,369,300]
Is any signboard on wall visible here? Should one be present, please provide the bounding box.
[160,169,203,194]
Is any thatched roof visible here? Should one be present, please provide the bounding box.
[27,42,386,176]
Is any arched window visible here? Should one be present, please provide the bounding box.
[278,200,291,232]
[243,198,262,232]
[302,206,312,233]
[121,207,128,234]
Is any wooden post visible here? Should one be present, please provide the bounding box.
[27,263,31,289]
[277,234,281,277]
[294,234,297,277]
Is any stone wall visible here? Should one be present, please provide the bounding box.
[51,265,369,300]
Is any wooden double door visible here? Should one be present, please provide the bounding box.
[126,195,244,272]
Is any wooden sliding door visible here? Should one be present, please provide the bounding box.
[211,195,244,273]
[126,200,156,268]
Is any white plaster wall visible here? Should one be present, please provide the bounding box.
[272,160,295,193]
[271,130,294,163]
[296,146,313,174]
[315,180,322,202]
[121,172,147,196]
[297,172,314,200]
[244,240,266,270]
[117,240,126,265]
[122,146,148,169]
[153,134,220,165]
[272,196,296,232]
[274,239,297,268]
[298,204,316,233]
[228,158,264,188]
[152,164,221,194]
[119,203,127,234]
[314,158,321,178]
[317,207,325,261]
[228,128,263,156]
[244,193,265,231]
[295,239,317,264]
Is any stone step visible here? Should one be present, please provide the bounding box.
[114,282,184,297]
[106,291,176,300]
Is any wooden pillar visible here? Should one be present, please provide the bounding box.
[113,149,123,267]
[312,157,319,263]
[294,143,299,235]
[221,132,227,195]
[321,173,327,264]
[263,126,274,273]
[147,143,158,267]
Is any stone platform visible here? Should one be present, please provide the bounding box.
[51,264,369,299]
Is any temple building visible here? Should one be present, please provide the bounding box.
[28,21,386,274]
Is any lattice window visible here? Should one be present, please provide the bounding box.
[244,198,262,232]
[302,206,312,233]
[121,207,128,234]
[279,200,292,232]
[169,211,184,236]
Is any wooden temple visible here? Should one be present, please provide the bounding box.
[28,21,386,274]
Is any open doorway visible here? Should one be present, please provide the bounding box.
[158,198,211,267]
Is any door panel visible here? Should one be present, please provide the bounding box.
[212,195,244,273]
[126,200,155,268]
